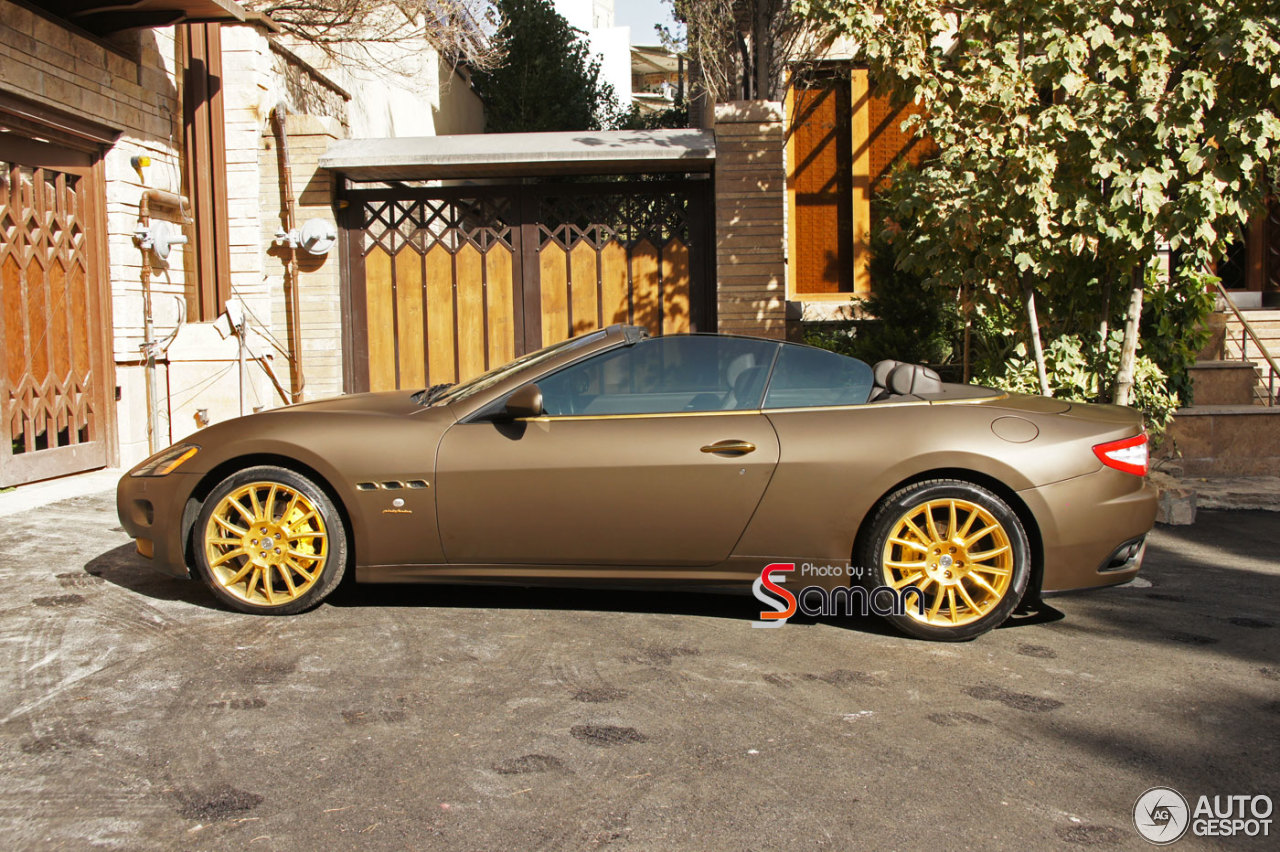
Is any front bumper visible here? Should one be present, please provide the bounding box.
[1020,469,1157,593]
[116,471,199,578]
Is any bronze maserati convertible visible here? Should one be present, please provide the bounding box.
[118,325,1156,640]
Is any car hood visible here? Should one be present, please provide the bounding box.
[263,390,424,417]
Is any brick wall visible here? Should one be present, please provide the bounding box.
[712,101,787,339]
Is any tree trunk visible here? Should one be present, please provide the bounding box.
[1096,275,1111,400]
[1022,276,1051,396]
[736,32,752,99]
[1112,264,1146,407]
[754,1,771,100]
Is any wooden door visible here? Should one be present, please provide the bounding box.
[0,138,111,487]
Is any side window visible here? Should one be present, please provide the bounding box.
[539,337,780,416]
[763,345,874,409]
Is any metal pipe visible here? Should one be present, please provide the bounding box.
[142,188,191,218]
[272,103,306,403]
[238,320,246,417]
[138,192,159,454]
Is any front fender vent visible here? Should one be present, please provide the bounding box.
[356,480,430,491]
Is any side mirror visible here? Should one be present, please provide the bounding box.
[504,383,543,419]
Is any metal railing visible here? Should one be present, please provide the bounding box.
[1216,282,1279,406]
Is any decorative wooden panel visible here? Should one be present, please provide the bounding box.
[786,70,939,299]
[789,74,853,295]
[0,152,108,487]
[868,88,936,192]
[345,181,712,393]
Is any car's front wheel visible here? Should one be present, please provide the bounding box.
[858,479,1031,641]
[194,465,347,614]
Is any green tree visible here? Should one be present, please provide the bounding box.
[798,0,1280,406]
[470,0,617,132]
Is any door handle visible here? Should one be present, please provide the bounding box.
[701,440,756,456]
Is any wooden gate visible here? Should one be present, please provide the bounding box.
[0,138,111,487]
[342,179,713,392]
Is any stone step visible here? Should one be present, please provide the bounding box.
[1222,310,1280,334]
[1222,325,1280,342]
[1188,360,1264,406]
[1161,405,1280,477]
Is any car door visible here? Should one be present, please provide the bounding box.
[435,336,782,567]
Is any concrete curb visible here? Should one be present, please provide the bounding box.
[0,469,122,519]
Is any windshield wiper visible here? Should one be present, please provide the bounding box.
[412,382,455,406]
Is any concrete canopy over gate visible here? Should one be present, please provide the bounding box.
[320,129,721,393]
[321,128,715,180]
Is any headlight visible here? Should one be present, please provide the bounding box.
[130,444,200,477]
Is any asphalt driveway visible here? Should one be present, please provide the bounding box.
[0,492,1276,850]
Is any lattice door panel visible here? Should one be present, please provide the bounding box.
[0,149,108,487]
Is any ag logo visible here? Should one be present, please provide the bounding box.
[1134,786,1190,845]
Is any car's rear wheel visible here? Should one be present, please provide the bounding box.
[858,479,1030,641]
[194,465,347,615]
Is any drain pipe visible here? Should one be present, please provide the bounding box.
[271,102,306,403]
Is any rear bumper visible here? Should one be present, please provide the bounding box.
[116,471,197,579]
[1019,469,1157,593]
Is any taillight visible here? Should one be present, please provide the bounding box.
[1093,433,1149,476]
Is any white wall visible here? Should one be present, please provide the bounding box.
[554,0,631,108]
[282,38,484,139]
[588,26,633,106]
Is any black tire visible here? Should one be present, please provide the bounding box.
[193,465,348,615]
[857,479,1031,641]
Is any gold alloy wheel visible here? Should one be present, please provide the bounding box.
[204,482,328,607]
[881,498,1014,627]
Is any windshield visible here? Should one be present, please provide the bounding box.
[427,330,609,407]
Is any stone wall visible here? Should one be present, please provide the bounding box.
[712,101,787,338]
[1164,407,1280,477]
[159,23,352,448]
[262,116,345,401]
